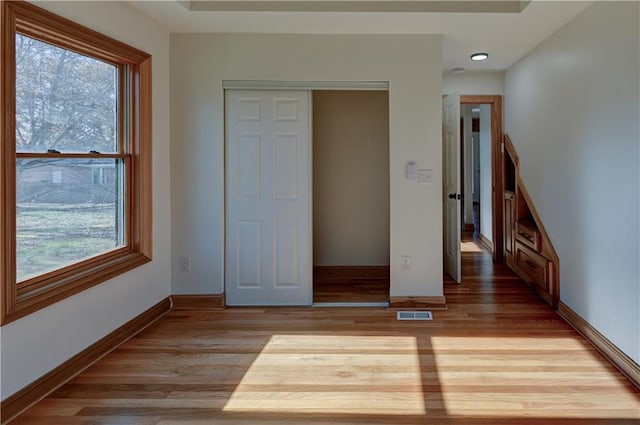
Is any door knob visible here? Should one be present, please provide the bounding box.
[448,193,457,199]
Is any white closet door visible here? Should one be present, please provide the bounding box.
[443,93,462,283]
[226,90,312,305]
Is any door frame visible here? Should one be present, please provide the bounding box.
[460,95,503,263]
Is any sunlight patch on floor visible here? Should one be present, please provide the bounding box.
[430,336,640,419]
[223,335,426,415]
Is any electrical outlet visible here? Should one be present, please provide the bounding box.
[179,256,191,272]
[401,255,411,269]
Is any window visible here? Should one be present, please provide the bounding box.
[1,1,152,324]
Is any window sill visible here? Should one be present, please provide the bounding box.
[2,251,151,325]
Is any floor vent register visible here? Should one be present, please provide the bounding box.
[396,311,433,321]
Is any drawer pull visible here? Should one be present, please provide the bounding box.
[524,260,537,268]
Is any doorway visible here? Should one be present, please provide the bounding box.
[442,94,503,284]
[460,104,493,254]
[312,91,390,304]
[225,88,390,306]
[460,95,503,267]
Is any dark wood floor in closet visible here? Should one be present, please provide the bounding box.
[313,266,390,303]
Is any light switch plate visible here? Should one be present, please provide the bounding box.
[418,168,433,184]
[406,161,416,181]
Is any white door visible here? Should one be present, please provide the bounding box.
[443,94,461,283]
[226,90,312,305]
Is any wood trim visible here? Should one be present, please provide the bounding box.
[137,57,153,257]
[8,253,151,324]
[9,1,149,65]
[459,95,498,105]
[16,246,131,294]
[0,297,171,424]
[171,294,225,310]
[0,0,18,327]
[15,153,126,159]
[558,301,640,390]
[490,96,503,263]
[1,1,153,325]
[460,95,503,263]
[503,133,519,166]
[118,65,126,153]
[478,233,494,253]
[515,170,559,264]
[389,296,447,310]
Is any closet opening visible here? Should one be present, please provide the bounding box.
[311,90,390,305]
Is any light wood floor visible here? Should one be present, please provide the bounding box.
[15,243,640,424]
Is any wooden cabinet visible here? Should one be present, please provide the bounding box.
[514,241,554,305]
[516,219,540,251]
[504,191,515,260]
[503,141,517,266]
[515,242,548,290]
[502,135,559,308]
[510,204,556,306]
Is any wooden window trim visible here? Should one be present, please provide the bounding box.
[1,1,152,325]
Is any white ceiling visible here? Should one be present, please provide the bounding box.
[125,0,592,70]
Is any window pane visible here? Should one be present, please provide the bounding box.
[16,158,125,282]
[15,34,118,154]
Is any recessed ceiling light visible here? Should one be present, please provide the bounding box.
[470,52,489,61]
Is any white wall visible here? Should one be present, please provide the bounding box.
[170,34,443,298]
[505,2,639,362]
[0,1,172,400]
[443,71,504,95]
[479,104,492,242]
[638,0,640,368]
[313,91,390,266]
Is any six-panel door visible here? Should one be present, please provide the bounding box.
[226,90,312,306]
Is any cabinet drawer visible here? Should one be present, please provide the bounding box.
[515,241,548,291]
[516,221,540,251]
